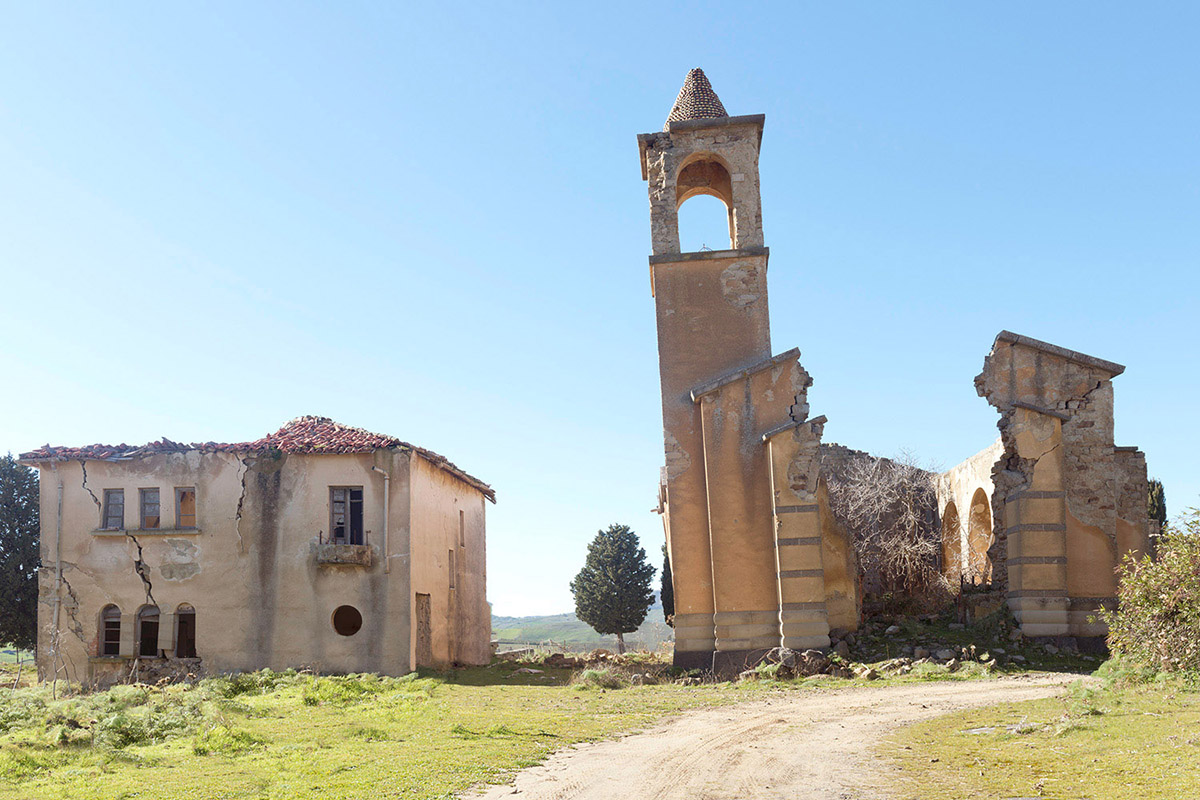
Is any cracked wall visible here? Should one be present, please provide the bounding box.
[28,448,490,685]
[976,331,1151,641]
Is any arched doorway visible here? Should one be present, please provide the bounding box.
[941,501,962,581]
[967,488,993,584]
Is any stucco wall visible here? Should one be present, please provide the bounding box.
[408,455,489,667]
[32,446,491,683]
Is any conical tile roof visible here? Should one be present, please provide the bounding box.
[664,68,728,130]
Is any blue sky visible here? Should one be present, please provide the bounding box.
[1,3,1196,615]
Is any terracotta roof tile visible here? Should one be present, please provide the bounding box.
[20,415,494,502]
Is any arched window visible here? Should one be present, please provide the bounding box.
[676,155,735,252]
[175,604,197,658]
[99,605,121,657]
[137,605,160,658]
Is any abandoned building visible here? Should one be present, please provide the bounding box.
[641,69,858,673]
[20,415,494,685]
[644,70,1155,669]
[961,331,1151,642]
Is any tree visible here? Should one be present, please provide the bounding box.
[570,524,655,654]
[661,543,674,627]
[0,453,39,651]
[1148,478,1167,534]
[824,452,943,598]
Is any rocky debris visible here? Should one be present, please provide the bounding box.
[913,646,930,659]
[834,640,851,659]
[885,625,901,635]
[514,667,544,675]
[738,669,760,682]
[934,649,956,661]
[1043,643,1060,655]
[543,653,583,669]
[678,676,702,686]
[630,673,658,686]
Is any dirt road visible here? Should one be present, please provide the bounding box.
[467,673,1076,800]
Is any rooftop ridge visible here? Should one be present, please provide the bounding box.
[18,415,495,502]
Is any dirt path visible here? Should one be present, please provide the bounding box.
[467,673,1077,800]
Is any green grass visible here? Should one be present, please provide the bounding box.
[0,663,753,800]
[0,648,1095,800]
[491,612,673,650]
[885,662,1200,799]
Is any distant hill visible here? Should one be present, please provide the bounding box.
[492,606,673,652]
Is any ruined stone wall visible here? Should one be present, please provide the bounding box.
[976,331,1151,640]
[935,439,1003,584]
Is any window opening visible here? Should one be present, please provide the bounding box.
[176,487,196,529]
[100,605,121,657]
[448,549,456,590]
[677,193,733,253]
[458,509,465,548]
[137,605,160,657]
[140,488,160,529]
[175,604,196,658]
[102,489,124,530]
[332,605,362,636]
[330,487,364,544]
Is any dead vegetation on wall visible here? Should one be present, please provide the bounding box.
[822,449,948,611]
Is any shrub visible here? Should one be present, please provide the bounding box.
[1104,509,1200,674]
[191,724,263,756]
[573,669,625,690]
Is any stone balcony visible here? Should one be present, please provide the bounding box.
[315,543,374,567]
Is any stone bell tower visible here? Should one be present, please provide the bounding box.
[639,69,858,674]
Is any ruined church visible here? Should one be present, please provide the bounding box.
[641,70,1153,672]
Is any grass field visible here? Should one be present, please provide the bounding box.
[887,662,1200,799]
[0,661,753,800]
[0,651,1041,800]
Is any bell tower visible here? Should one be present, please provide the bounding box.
[640,69,857,674]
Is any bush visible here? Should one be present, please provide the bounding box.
[573,669,625,690]
[191,724,263,756]
[1104,509,1200,674]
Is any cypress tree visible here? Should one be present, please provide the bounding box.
[570,524,655,654]
[0,454,39,651]
[661,543,674,627]
[1148,478,1168,533]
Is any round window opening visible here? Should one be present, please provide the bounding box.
[332,605,363,637]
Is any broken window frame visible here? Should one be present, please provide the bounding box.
[175,603,197,658]
[100,605,121,657]
[139,487,160,530]
[102,489,124,531]
[329,486,365,545]
[175,487,197,529]
[137,605,160,658]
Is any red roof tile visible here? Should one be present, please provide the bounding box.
[20,416,494,502]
